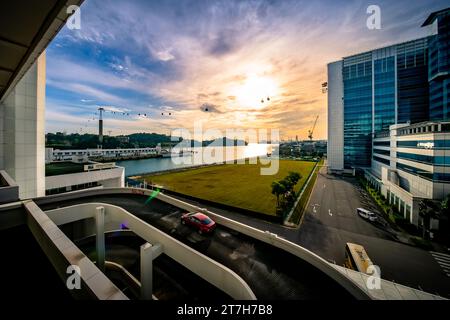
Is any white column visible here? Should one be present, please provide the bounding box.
[0,51,46,199]
[327,61,344,171]
[140,242,163,300]
[95,206,105,272]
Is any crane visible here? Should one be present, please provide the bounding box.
[308,115,319,141]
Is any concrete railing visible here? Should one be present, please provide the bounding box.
[155,191,371,300]
[34,187,370,299]
[23,200,128,300]
[0,170,19,204]
[45,202,257,300]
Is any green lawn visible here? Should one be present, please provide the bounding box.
[45,162,85,177]
[140,160,316,216]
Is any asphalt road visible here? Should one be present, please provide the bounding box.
[75,232,232,301]
[296,166,450,298]
[129,179,450,298]
[38,194,355,300]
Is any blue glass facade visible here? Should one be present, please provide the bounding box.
[427,10,450,121]
[337,9,450,169]
[397,139,450,149]
[397,152,450,166]
[374,57,396,132]
[397,40,429,123]
[397,162,450,182]
[343,59,372,168]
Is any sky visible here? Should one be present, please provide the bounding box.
[45,0,448,140]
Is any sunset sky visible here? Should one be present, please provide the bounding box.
[46,0,448,140]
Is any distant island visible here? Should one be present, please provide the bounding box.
[45,132,248,150]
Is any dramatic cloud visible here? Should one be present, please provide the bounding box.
[46,0,448,139]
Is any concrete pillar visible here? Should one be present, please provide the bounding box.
[140,242,163,300]
[95,206,105,272]
[0,52,46,199]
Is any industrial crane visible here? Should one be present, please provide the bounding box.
[308,115,319,141]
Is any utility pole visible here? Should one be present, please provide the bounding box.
[98,107,104,147]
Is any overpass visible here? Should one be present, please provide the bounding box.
[29,187,444,300]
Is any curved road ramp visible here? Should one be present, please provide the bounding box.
[28,187,445,300]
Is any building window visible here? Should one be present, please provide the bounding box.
[405,205,411,222]
[373,156,390,165]
[373,148,390,156]
[374,141,390,147]
[400,200,405,217]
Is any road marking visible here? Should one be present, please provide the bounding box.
[430,251,450,277]
[328,209,333,216]
[323,184,326,189]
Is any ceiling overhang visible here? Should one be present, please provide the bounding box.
[0,0,84,102]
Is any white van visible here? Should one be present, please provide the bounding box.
[356,208,378,222]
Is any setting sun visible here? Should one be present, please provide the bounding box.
[231,75,280,109]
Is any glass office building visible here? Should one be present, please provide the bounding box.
[425,9,450,121]
[343,54,373,168]
[328,8,450,171]
[397,39,429,124]
[340,40,428,169]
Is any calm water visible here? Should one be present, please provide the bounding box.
[117,145,273,177]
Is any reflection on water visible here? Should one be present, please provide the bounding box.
[117,145,274,177]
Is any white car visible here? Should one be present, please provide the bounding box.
[356,208,378,222]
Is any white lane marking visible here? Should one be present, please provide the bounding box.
[328,209,333,216]
[430,251,450,277]
[431,251,450,259]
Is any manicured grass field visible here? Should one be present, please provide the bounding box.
[45,162,85,177]
[140,160,316,216]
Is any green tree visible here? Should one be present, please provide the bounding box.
[418,199,439,240]
[287,171,302,186]
[439,194,450,233]
[279,178,293,192]
[271,181,286,208]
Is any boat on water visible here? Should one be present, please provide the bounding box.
[161,149,194,158]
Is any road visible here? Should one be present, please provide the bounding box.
[38,194,355,300]
[296,166,450,298]
[157,167,450,298]
[76,232,231,300]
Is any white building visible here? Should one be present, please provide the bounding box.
[365,121,450,227]
[45,162,124,195]
[46,146,160,162]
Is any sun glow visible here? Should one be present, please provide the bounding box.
[231,75,279,109]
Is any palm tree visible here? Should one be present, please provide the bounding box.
[418,199,439,240]
[287,172,302,186]
[271,181,286,208]
[279,178,294,192]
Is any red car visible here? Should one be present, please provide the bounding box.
[181,212,216,234]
